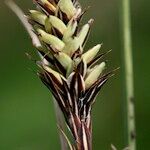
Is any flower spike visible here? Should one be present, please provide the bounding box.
[8,0,116,149]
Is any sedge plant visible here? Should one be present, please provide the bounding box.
[6,0,121,149]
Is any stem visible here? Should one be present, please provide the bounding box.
[53,99,68,150]
[76,125,92,150]
[121,0,136,149]
[5,0,41,48]
[68,114,92,150]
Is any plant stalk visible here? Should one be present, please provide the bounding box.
[53,99,68,150]
[121,0,136,149]
[68,114,92,150]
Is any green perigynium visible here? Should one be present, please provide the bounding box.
[27,0,115,149]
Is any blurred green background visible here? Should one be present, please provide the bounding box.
[0,0,149,149]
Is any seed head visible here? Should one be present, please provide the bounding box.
[28,0,114,149]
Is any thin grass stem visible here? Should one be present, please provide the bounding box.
[121,0,136,149]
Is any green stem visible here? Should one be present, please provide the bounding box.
[121,0,136,149]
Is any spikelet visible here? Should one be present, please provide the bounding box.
[28,0,115,149]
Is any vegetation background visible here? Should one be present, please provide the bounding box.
[0,0,149,149]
